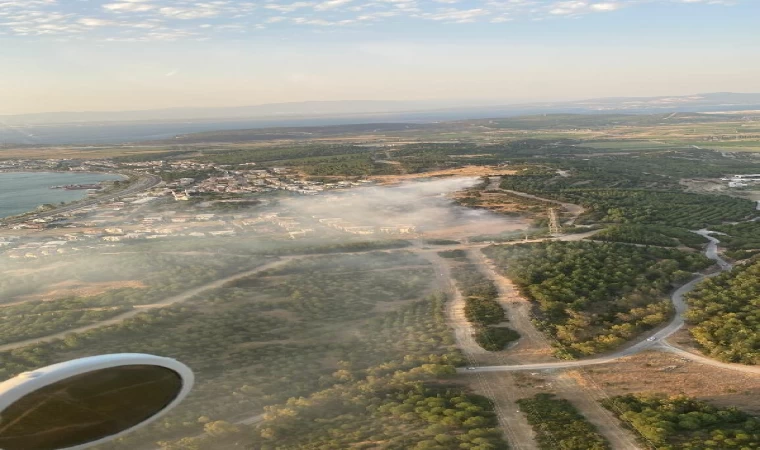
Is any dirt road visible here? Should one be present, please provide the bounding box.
[552,371,642,449]
[0,258,292,352]
[462,228,760,376]
[466,248,555,363]
[486,176,585,225]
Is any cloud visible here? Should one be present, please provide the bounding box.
[315,0,353,10]
[159,5,222,20]
[103,2,156,13]
[78,17,116,27]
[264,2,315,12]
[0,0,743,39]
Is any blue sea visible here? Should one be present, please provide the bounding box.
[0,172,124,218]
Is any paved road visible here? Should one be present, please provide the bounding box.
[461,229,760,376]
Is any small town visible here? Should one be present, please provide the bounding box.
[0,158,421,260]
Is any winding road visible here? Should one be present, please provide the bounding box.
[460,228,760,376]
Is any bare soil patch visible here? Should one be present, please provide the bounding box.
[16,279,146,302]
[370,165,517,184]
[582,351,760,414]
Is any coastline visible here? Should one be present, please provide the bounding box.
[0,171,130,221]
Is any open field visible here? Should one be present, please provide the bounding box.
[583,351,760,414]
[369,165,517,183]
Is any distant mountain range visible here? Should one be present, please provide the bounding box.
[4,93,760,126]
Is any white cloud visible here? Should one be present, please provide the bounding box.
[159,6,220,20]
[315,0,353,10]
[264,1,314,12]
[0,0,743,39]
[103,2,156,13]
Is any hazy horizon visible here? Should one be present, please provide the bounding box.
[2,0,759,116]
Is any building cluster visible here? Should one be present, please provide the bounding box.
[316,217,417,236]
[0,155,398,260]
[721,174,760,188]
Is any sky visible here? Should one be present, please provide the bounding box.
[1,0,758,115]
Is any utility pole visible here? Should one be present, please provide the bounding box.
[548,208,562,236]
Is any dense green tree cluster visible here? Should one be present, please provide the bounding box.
[197,144,372,166]
[426,239,461,246]
[438,249,468,259]
[711,221,760,260]
[517,393,610,450]
[684,257,760,364]
[602,394,760,449]
[499,149,760,193]
[593,224,708,249]
[567,190,754,229]
[483,241,712,357]
[474,327,519,351]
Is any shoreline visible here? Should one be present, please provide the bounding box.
[0,171,131,221]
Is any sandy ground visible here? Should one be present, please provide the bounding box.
[466,248,557,365]
[551,371,642,449]
[14,279,146,302]
[464,371,539,450]
[370,166,516,184]
[582,351,760,414]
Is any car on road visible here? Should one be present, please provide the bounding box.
[466,367,476,371]
[647,337,657,342]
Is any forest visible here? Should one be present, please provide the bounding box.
[496,150,759,232]
[602,394,760,449]
[592,224,708,249]
[683,257,760,365]
[482,241,712,357]
[156,293,507,450]
[517,393,610,450]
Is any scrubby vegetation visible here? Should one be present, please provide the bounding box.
[154,291,507,449]
[438,249,468,259]
[517,393,610,450]
[603,394,760,449]
[684,257,760,365]
[483,241,712,357]
[0,253,506,449]
[0,253,259,343]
